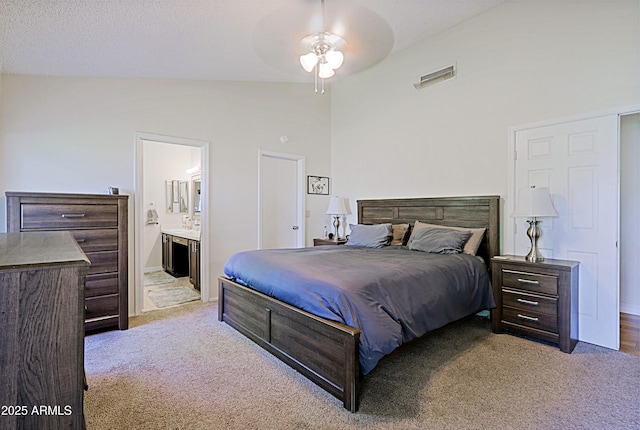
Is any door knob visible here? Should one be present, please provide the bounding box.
[292,226,299,230]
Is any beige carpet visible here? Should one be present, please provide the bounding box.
[84,301,640,429]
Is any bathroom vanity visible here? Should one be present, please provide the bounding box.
[161,228,200,290]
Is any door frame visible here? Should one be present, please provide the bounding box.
[258,150,306,249]
[134,132,211,315]
[506,103,640,349]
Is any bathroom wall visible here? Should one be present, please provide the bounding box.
[142,140,194,272]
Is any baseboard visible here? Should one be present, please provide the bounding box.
[620,303,640,316]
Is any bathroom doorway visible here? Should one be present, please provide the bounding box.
[134,133,210,315]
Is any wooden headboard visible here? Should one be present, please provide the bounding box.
[358,196,500,269]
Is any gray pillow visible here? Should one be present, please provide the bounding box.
[408,227,471,254]
[345,223,393,248]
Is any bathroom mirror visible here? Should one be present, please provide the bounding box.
[172,180,180,212]
[166,179,189,213]
[192,175,201,215]
[179,181,189,213]
[165,180,173,212]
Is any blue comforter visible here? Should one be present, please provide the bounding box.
[223,245,495,374]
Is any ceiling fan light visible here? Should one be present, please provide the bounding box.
[300,52,319,72]
[325,50,344,69]
[318,63,335,78]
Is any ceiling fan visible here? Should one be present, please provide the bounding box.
[298,0,345,94]
[251,0,393,94]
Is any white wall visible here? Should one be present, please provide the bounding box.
[621,113,640,315]
[330,0,640,316]
[0,76,332,311]
[331,0,640,224]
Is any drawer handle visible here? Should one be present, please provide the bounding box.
[517,278,539,285]
[517,298,539,306]
[62,213,86,218]
[517,314,539,322]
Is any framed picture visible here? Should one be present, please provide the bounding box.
[307,175,329,195]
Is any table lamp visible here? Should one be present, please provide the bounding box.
[326,196,351,240]
[512,185,558,262]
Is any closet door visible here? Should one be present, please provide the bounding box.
[513,114,619,350]
[259,152,304,249]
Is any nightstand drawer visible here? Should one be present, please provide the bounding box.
[502,269,557,295]
[502,306,558,333]
[502,288,557,317]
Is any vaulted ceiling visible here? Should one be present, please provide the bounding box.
[0,0,509,83]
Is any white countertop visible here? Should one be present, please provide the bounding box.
[161,228,201,241]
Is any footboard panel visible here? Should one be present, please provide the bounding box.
[218,276,361,412]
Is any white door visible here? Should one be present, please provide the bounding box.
[513,114,619,349]
[260,152,304,249]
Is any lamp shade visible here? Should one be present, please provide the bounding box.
[512,186,558,218]
[326,196,351,215]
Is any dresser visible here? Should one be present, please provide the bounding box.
[491,255,579,353]
[6,191,129,331]
[0,232,90,429]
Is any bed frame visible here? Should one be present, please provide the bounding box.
[218,195,500,412]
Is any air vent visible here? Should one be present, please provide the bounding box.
[414,65,455,89]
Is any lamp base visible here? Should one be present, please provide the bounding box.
[525,218,544,262]
[333,216,341,240]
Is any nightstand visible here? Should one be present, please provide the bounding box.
[313,238,347,246]
[491,255,579,353]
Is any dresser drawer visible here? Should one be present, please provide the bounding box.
[86,251,118,275]
[21,203,118,229]
[85,294,119,320]
[502,288,557,317]
[502,306,558,333]
[86,273,119,298]
[502,269,558,295]
[71,229,118,252]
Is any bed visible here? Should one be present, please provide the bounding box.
[218,195,500,412]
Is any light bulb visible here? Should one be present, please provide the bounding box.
[325,50,344,69]
[300,52,319,72]
[318,63,335,78]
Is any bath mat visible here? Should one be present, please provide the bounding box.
[148,286,200,308]
[144,270,177,286]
